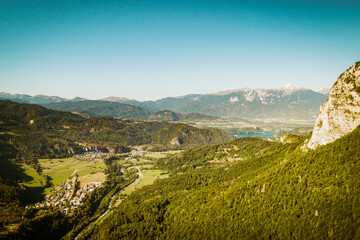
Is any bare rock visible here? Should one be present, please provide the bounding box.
[305,62,360,149]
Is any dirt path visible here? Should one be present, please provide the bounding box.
[74,166,142,240]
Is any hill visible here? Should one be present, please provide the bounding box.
[0,100,232,155]
[80,62,360,239]
[0,100,233,234]
[1,63,358,239]
[148,110,219,122]
[83,124,360,239]
[0,92,86,104]
[41,102,219,122]
[42,100,152,120]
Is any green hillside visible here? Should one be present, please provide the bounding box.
[2,100,359,239]
[42,100,152,119]
[0,100,232,157]
[148,110,219,122]
[85,127,360,239]
[0,100,233,236]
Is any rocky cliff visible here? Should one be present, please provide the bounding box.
[306,62,360,149]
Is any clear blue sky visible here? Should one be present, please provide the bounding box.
[1,0,359,100]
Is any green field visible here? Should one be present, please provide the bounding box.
[145,150,183,159]
[75,160,106,177]
[21,164,43,188]
[20,158,107,195]
[122,169,168,195]
[137,169,169,187]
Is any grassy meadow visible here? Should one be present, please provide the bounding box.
[20,157,107,195]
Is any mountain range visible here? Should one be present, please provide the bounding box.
[1,62,360,239]
[1,85,329,121]
[0,100,232,155]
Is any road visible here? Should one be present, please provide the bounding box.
[74,166,142,240]
[70,159,98,177]
[97,167,141,221]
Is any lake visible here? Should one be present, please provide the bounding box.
[232,132,276,138]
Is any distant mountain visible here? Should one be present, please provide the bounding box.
[42,101,219,122]
[2,85,329,121]
[0,100,233,154]
[140,86,328,120]
[102,96,135,102]
[148,110,219,122]
[0,92,86,104]
[42,100,152,120]
[315,87,331,95]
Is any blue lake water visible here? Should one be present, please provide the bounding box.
[232,132,276,138]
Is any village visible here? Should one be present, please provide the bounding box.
[30,149,149,215]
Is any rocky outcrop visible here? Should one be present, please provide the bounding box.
[170,137,183,146]
[305,62,360,149]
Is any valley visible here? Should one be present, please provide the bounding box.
[184,117,314,136]
[2,0,360,238]
[0,63,359,239]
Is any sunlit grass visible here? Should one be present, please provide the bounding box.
[122,169,169,195]
[145,150,183,159]
[78,172,106,188]
[20,158,107,195]
[20,164,42,188]
[39,158,84,186]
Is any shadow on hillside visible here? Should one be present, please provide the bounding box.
[21,186,46,204]
[0,158,33,182]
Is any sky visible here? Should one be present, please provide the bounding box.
[1,0,360,101]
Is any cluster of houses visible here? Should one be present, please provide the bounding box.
[77,151,110,160]
[69,182,102,210]
[124,149,147,162]
[33,176,103,215]
[30,149,147,215]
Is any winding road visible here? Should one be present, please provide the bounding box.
[74,166,142,240]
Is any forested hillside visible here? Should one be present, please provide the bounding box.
[42,100,152,119]
[0,100,232,156]
[86,127,360,239]
[148,110,219,122]
[0,100,232,236]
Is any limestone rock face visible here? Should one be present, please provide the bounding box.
[306,62,360,149]
[171,137,183,146]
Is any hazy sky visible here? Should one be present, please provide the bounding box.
[1,0,359,100]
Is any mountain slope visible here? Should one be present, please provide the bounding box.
[140,87,328,120]
[0,100,233,156]
[148,110,219,122]
[85,125,360,239]
[0,100,233,235]
[42,100,152,119]
[0,92,72,104]
[69,63,360,240]
[1,86,329,121]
